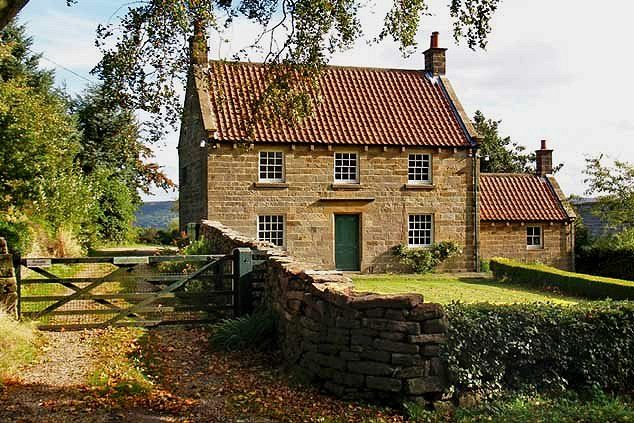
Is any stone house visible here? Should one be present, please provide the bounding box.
[478,141,577,270]
[179,32,575,272]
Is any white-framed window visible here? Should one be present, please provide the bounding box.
[408,214,433,247]
[334,152,358,183]
[259,151,284,182]
[257,215,284,246]
[408,153,431,184]
[527,226,542,249]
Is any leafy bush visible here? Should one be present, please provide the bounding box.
[443,301,634,396]
[0,211,32,255]
[577,246,634,282]
[209,307,277,351]
[490,258,634,300]
[393,241,461,273]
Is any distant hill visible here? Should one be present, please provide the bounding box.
[135,201,177,229]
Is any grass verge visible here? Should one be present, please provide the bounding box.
[352,273,583,305]
[0,310,40,383]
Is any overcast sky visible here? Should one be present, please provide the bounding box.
[19,0,634,201]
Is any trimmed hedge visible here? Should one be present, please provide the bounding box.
[490,258,634,300]
[443,301,634,395]
[577,246,634,282]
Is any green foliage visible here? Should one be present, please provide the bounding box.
[393,241,461,273]
[473,110,535,173]
[490,258,634,300]
[452,393,634,423]
[91,1,501,143]
[0,210,31,255]
[0,72,81,211]
[443,301,634,396]
[0,21,54,93]
[71,85,174,195]
[209,307,277,352]
[479,260,490,273]
[576,245,634,282]
[89,169,138,244]
[584,156,634,228]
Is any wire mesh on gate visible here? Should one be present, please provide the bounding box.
[18,255,234,329]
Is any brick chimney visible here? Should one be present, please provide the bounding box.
[424,32,447,75]
[536,139,553,176]
[190,20,208,66]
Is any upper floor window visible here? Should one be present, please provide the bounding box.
[334,152,358,183]
[408,153,431,184]
[527,226,542,249]
[408,214,433,247]
[257,215,284,247]
[259,152,284,182]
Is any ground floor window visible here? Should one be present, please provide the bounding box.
[526,225,542,249]
[408,214,433,247]
[257,215,284,246]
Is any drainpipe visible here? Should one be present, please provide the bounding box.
[570,218,576,271]
[472,146,481,272]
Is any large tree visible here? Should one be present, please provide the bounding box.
[2,0,502,142]
[71,84,175,242]
[584,156,634,229]
[473,110,534,173]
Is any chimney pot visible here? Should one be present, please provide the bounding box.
[541,139,547,150]
[430,31,439,48]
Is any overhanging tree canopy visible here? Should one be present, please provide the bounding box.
[1,0,501,142]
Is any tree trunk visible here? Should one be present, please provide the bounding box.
[0,0,30,30]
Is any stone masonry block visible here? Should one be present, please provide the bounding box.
[366,376,402,392]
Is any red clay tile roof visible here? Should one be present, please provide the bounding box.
[480,174,569,221]
[206,61,473,147]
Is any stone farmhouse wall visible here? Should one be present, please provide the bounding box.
[193,143,477,273]
[201,221,448,404]
[178,70,209,230]
[480,222,574,270]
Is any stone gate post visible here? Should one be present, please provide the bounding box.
[0,237,18,318]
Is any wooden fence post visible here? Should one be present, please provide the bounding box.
[233,248,253,316]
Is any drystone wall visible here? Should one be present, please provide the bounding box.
[201,221,448,404]
[0,237,17,317]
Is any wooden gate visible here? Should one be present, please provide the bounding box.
[16,248,258,331]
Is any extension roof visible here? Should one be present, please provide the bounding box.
[479,173,573,222]
[199,61,476,147]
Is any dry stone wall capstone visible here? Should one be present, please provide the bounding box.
[201,221,448,404]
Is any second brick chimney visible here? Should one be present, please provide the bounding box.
[536,140,553,176]
[424,32,447,75]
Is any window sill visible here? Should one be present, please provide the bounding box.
[253,182,289,189]
[526,246,544,250]
[331,183,363,191]
[404,183,435,190]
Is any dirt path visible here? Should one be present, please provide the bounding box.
[0,327,403,423]
[17,331,100,387]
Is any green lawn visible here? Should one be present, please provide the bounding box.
[352,273,584,305]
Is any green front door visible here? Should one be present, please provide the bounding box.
[335,214,360,271]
